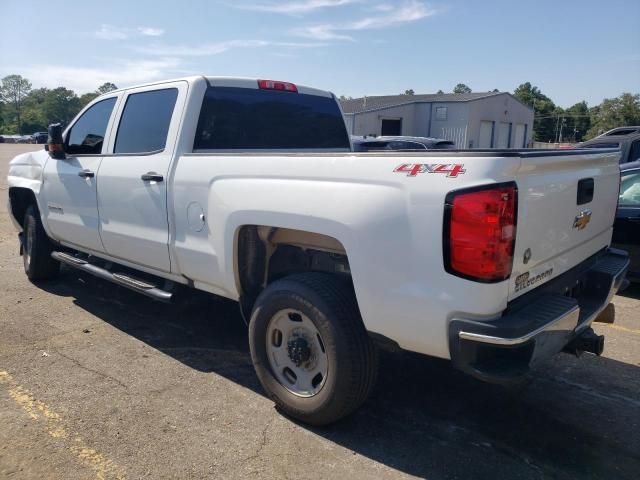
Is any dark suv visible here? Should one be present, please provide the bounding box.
[31,132,49,144]
[578,126,640,164]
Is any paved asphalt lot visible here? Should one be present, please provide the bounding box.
[0,143,639,479]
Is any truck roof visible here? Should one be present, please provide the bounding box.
[104,76,334,99]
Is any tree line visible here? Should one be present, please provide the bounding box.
[0,74,117,135]
[2,74,639,143]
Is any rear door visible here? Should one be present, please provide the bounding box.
[41,96,119,252]
[96,82,187,272]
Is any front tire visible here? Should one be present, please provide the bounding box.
[22,205,60,280]
[249,273,377,426]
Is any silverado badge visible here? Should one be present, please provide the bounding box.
[573,209,592,230]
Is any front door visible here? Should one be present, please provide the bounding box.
[41,97,118,252]
[96,83,185,272]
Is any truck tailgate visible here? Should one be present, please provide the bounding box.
[508,149,621,300]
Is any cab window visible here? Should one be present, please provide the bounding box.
[66,98,117,155]
[114,88,178,154]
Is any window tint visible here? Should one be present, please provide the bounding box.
[115,88,178,154]
[619,170,640,206]
[628,140,640,163]
[606,128,639,136]
[194,87,350,150]
[66,98,116,155]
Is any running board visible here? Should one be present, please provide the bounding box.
[51,251,173,302]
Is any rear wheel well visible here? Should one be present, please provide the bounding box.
[8,187,38,227]
[236,226,350,320]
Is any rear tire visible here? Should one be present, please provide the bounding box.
[22,205,60,280]
[249,272,378,426]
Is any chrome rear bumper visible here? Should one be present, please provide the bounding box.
[449,248,629,383]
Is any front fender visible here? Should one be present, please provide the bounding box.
[7,149,51,234]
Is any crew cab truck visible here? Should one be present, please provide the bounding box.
[8,76,629,425]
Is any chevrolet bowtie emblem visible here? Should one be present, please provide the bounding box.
[573,209,592,230]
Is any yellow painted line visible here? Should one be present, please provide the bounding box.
[605,324,640,335]
[0,370,126,480]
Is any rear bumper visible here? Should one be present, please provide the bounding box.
[449,248,629,383]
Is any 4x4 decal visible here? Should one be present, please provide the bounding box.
[394,164,466,178]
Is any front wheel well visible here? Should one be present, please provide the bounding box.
[236,225,351,320]
[8,187,38,228]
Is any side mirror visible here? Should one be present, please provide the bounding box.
[46,123,66,159]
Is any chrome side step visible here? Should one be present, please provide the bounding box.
[51,251,173,302]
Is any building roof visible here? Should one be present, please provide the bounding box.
[340,91,529,114]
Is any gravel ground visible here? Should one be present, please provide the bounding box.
[0,143,639,479]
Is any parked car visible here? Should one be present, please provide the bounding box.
[613,160,640,281]
[578,126,640,164]
[0,135,4,143]
[352,135,456,152]
[31,132,48,144]
[8,76,628,425]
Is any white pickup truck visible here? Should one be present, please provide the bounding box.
[8,76,629,425]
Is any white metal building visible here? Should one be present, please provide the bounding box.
[340,92,534,149]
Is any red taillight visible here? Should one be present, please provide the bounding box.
[444,183,517,282]
[258,79,298,93]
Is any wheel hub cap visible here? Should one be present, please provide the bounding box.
[287,336,311,366]
[265,309,328,397]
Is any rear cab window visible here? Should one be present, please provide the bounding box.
[193,86,350,151]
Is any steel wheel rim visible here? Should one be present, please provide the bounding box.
[265,308,328,398]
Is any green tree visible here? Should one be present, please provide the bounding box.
[563,101,591,142]
[453,83,471,94]
[1,75,32,133]
[436,89,444,95]
[97,82,118,94]
[21,88,50,132]
[20,87,82,131]
[403,89,415,95]
[513,82,559,142]
[79,92,99,107]
[586,93,640,139]
[42,87,81,126]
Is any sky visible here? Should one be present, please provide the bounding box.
[1,0,638,108]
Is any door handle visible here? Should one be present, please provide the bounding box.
[141,172,164,182]
[78,169,95,178]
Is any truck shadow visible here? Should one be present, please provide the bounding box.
[38,268,640,480]
[618,281,640,300]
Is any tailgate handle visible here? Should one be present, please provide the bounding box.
[577,178,594,205]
